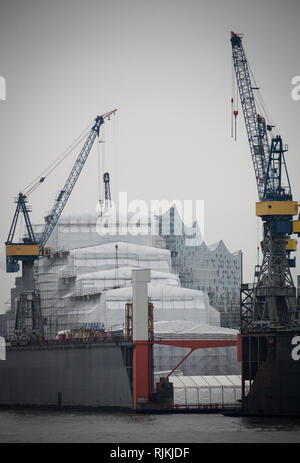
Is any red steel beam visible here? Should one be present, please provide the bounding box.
[151,337,238,396]
[151,348,195,396]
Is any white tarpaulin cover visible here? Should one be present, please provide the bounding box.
[154,320,237,340]
[99,284,220,328]
[167,375,248,406]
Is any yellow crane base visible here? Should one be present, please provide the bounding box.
[6,244,40,257]
[256,201,298,217]
[285,238,297,251]
[293,220,300,233]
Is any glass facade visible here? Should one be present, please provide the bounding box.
[159,206,242,328]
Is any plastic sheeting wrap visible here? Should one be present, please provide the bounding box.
[6,207,243,377]
[28,210,239,339]
[73,267,179,294]
[33,240,191,338]
[27,208,242,337]
[168,375,247,406]
[154,320,237,340]
[99,284,220,328]
[69,242,172,273]
[33,210,166,251]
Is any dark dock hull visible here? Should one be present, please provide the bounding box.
[241,330,300,416]
[0,342,133,409]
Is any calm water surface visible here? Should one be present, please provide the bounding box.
[0,409,300,443]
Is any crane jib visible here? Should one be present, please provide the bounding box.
[38,111,117,250]
[38,124,101,250]
[231,33,270,200]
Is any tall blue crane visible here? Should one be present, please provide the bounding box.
[5,109,117,274]
[6,110,117,342]
[230,32,300,330]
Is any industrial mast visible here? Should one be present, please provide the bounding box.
[231,32,300,415]
[230,32,300,331]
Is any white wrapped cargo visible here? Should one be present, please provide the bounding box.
[169,375,248,406]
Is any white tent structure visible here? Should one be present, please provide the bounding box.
[167,375,248,407]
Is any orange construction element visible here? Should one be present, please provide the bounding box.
[133,340,151,408]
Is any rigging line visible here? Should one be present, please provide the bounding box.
[243,49,265,109]
[113,111,118,202]
[24,181,45,198]
[41,129,90,177]
[24,123,92,193]
[101,122,106,177]
[250,74,276,127]
[231,62,235,138]
[245,58,264,117]
[231,61,235,98]
[22,121,93,194]
[256,216,260,266]
[253,85,274,123]
[245,51,279,134]
[234,70,238,141]
[258,92,280,135]
[235,69,239,113]
[234,43,264,126]
[253,92,264,118]
[97,137,102,201]
[24,127,92,197]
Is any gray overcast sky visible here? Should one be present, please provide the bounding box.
[0,0,300,313]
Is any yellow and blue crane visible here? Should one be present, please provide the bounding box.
[230,32,300,330]
[5,109,117,341]
[6,109,117,274]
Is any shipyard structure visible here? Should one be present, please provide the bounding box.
[4,207,241,372]
[230,31,300,416]
[4,25,300,414]
[0,205,243,410]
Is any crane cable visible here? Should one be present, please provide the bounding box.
[22,120,94,197]
[97,123,106,217]
[97,136,102,202]
[231,60,239,141]
[231,62,235,138]
[245,49,280,136]
[112,111,118,203]
[232,44,280,140]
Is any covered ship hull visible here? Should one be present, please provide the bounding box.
[241,330,300,416]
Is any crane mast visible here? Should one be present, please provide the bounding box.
[230,32,300,331]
